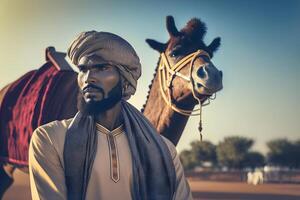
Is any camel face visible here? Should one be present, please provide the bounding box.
[190,56,223,97]
[165,43,223,103]
[146,16,223,105]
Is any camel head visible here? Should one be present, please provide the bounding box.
[146,16,223,111]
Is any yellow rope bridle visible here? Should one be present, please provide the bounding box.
[158,49,215,140]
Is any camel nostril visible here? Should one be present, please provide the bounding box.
[197,67,207,79]
[197,83,203,88]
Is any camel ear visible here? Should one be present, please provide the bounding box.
[166,15,180,37]
[146,39,166,53]
[207,37,221,56]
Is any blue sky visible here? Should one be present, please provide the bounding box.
[0,0,299,153]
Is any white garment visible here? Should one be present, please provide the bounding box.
[29,118,193,200]
[85,123,133,199]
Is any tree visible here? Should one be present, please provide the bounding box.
[267,138,300,168]
[179,150,197,170]
[190,140,217,166]
[293,140,300,168]
[243,151,265,168]
[179,140,217,170]
[216,136,254,169]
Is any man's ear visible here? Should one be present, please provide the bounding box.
[123,82,129,92]
[119,76,127,93]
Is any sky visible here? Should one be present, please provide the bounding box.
[0,0,299,153]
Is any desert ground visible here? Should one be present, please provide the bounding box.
[3,170,300,200]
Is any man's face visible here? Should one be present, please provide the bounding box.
[77,55,122,115]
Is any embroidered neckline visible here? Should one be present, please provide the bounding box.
[95,123,124,136]
[95,122,123,182]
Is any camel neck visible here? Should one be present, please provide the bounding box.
[142,69,196,145]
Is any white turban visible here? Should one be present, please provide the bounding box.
[67,31,141,100]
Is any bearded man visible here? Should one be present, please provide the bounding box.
[28,31,193,200]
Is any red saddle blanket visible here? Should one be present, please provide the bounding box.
[0,60,78,166]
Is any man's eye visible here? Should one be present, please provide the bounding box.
[100,66,110,71]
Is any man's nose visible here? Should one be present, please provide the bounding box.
[84,70,97,84]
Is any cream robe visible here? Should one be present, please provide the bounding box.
[29,119,193,200]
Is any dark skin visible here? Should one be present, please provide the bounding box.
[77,55,123,130]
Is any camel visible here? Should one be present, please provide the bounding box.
[0,16,223,198]
[143,16,222,145]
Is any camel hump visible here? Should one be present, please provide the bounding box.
[45,46,74,71]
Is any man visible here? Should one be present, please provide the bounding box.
[29,31,193,200]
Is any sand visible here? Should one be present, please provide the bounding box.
[3,170,300,200]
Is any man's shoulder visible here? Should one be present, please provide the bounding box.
[29,118,74,170]
[31,118,73,146]
[38,118,73,132]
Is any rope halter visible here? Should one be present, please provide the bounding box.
[158,49,216,140]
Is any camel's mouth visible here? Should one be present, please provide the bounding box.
[196,82,223,96]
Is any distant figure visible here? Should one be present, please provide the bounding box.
[247,170,264,185]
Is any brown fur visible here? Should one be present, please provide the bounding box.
[144,16,221,145]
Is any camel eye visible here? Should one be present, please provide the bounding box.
[170,49,180,58]
[170,52,177,57]
[170,45,182,58]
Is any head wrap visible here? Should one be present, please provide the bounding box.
[67,31,141,100]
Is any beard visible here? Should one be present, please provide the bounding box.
[77,80,123,116]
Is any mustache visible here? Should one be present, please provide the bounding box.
[82,84,104,93]
[77,80,123,116]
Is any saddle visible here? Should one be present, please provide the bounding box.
[0,47,78,166]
